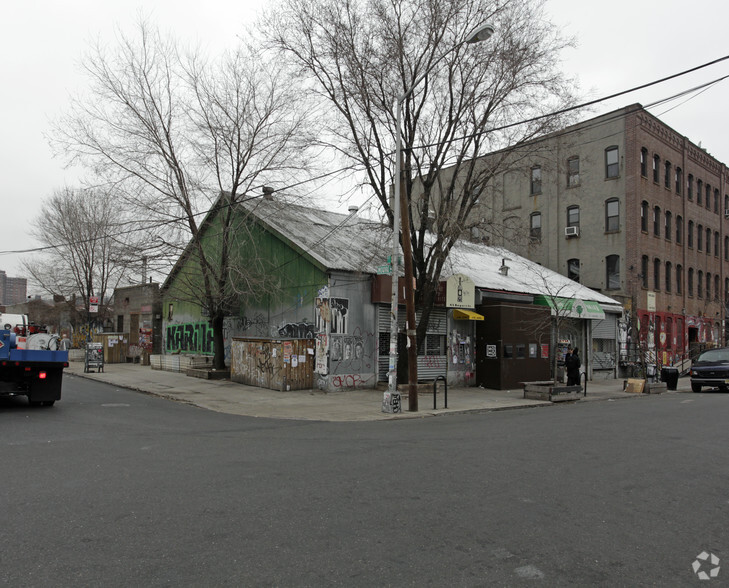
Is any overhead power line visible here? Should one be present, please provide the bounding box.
[3,54,729,262]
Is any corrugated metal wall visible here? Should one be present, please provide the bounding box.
[592,312,618,372]
[592,312,617,339]
[377,306,447,381]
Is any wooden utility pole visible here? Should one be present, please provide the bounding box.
[399,167,419,411]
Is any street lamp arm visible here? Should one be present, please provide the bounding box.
[397,23,495,103]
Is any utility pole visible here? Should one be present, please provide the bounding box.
[399,158,419,411]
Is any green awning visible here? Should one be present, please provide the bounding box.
[533,296,605,320]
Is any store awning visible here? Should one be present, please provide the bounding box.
[453,309,485,321]
[533,296,605,320]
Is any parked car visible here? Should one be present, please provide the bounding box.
[690,347,729,393]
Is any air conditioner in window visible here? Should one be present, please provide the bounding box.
[724,208,729,218]
[565,226,580,237]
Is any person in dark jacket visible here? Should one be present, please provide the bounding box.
[565,347,581,385]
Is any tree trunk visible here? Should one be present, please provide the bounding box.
[212,313,226,370]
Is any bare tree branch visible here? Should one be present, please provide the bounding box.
[263,0,581,349]
[51,20,316,368]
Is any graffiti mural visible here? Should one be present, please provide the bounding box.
[329,328,375,375]
[316,373,375,390]
[72,324,99,349]
[166,322,214,354]
[278,322,316,339]
[315,297,349,334]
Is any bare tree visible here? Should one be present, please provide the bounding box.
[263,0,580,353]
[22,186,144,328]
[52,20,314,369]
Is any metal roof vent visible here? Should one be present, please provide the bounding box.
[499,258,510,276]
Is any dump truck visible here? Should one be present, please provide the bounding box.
[0,313,68,407]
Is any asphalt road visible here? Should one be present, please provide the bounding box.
[2,373,728,586]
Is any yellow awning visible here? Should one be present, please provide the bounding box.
[453,309,484,320]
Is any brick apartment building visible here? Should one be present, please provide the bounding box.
[472,103,729,372]
[0,270,27,306]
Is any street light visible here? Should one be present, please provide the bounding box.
[385,23,495,413]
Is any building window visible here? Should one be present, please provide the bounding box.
[606,255,620,289]
[567,205,580,228]
[688,220,694,248]
[715,232,720,257]
[715,188,720,213]
[665,262,672,293]
[606,198,619,232]
[567,157,580,187]
[698,224,703,251]
[726,278,729,304]
[676,215,683,244]
[653,206,661,237]
[677,265,683,295]
[688,174,694,199]
[664,211,672,240]
[640,148,648,177]
[568,258,580,282]
[652,154,660,183]
[706,184,711,209]
[688,268,694,297]
[530,166,542,195]
[706,228,712,255]
[425,334,446,356]
[675,167,682,194]
[653,258,661,290]
[641,255,649,289]
[606,146,619,179]
[707,273,711,300]
[716,276,720,301]
[697,180,703,205]
[530,212,542,241]
[725,236,729,261]
[664,161,671,189]
[641,201,649,232]
[698,271,704,299]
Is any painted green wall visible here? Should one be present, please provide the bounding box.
[162,205,328,356]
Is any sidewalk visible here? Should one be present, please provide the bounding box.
[63,361,690,422]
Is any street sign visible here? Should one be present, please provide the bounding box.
[387,254,403,265]
[89,296,99,314]
[377,264,392,275]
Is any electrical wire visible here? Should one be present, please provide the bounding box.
[2,55,728,262]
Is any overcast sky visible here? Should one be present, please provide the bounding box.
[2,0,728,287]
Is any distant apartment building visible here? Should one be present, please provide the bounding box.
[469,103,729,367]
[0,270,27,306]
